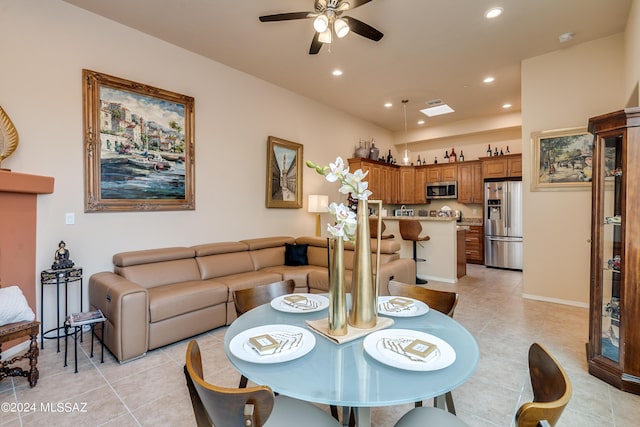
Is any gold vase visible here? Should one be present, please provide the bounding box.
[349,199,378,328]
[328,237,347,336]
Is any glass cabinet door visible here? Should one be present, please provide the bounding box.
[599,134,623,363]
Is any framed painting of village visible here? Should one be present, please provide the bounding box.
[83,69,195,212]
[531,127,593,191]
[265,136,303,208]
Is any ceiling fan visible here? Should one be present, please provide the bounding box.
[259,0,384,55]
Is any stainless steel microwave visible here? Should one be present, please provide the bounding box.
[426,181,457,199]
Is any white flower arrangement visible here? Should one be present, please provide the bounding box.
[306,156,371,241]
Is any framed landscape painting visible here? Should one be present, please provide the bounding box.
[83,69,195,212]
[265,136,303,208]
[531,127,593,191]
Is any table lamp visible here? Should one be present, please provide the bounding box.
[308,195,329,237]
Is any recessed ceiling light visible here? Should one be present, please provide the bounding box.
[384,102,393,108]
[483,76,495,84]
[502,103,512,109]
[417,120,425,125]
[559,32,574,43]
[420,104,455,117]
[485,7,503,19]
[332,69,343,76]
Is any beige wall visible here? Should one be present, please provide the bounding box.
[626,0,640,106]
[0,0,392,324]
[521,35,626,306]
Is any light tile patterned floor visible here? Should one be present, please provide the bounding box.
[1,264,639,426]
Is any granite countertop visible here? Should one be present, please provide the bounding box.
[459,217,483,226]
[378,215,458,222]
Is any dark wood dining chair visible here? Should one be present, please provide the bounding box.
[388,280,458,413]
[232,280,295,388]
[393,342,572,427]
[184,340,341,427]
[233,280,295,318]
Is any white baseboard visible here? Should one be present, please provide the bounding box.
[522,293,588,308]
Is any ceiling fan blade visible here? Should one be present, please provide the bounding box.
[347,0,374,10]
[309,32,323,55]
[259,12,315,22]
[344,16,383,41]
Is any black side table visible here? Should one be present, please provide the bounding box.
[40,267,83,352]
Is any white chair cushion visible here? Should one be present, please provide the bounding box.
[395,406,469,427]
[0,286,35,326]
[266,395,341,427]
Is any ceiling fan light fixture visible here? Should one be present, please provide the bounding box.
[318,29,332,44]
[334,18,350,38]
[314,15,329,32]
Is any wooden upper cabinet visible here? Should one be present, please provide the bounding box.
[348,158,398,203]
[414,166,427,204]
[482,154,522,179]
[399,166,416,204]
[457,161,483,204]
[425,164,458,183]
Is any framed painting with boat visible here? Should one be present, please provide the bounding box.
[83,69,195,212]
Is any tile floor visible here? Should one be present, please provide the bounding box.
[1,264,640,426]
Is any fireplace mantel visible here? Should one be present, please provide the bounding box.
[0,169,54,315]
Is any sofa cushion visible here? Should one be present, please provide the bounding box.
[115,258,201,289]
[215,271,284,300]
[308,270,353,293]
[261,265,326,289]
[196,251,255,280]
[113,247,195,267]
[148,279,228,323]
[285,243,308,266]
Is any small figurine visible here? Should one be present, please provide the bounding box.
[52,240,74,270]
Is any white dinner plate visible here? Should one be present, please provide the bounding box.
[270,294,329,313]
[363,329,456,371]
[229,324,316,364]
[377,296,429,317]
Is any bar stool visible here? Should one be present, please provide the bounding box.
[399,220,430,284]
[369,217,395,240]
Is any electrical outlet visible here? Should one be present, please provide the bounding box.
[65,212,75,225]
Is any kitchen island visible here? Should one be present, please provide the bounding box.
[374,216,462,284]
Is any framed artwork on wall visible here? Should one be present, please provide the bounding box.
[82,69,195,212]
[531,127,593,191]
[266,136,303,208]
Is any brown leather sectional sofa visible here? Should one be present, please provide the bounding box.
[89,236,415,362]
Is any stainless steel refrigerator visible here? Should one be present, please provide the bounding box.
[484,180,523,270]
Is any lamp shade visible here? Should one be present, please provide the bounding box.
[334,18,350,38]
[313,15,329,33]
[308,195,329,213]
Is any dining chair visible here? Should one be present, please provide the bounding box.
[393,342,572,427]
[184,340,342,427]
[232,280,295,388]
[387,280,458,414]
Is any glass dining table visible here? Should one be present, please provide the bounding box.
[224,294,479,427]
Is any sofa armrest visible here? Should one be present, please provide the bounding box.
[89,272,149,363]
[376,259,416,295]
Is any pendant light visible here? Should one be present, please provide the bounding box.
[402,100,410,165]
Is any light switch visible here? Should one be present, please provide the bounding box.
[65,212,75,225]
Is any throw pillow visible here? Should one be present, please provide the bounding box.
[285,243,308,266]
[0,286,36,326]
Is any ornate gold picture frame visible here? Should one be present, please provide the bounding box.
[266,136,303,208]
[531,127,593,191]
[83,69,195,212]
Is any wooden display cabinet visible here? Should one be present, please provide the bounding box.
[587,108,640,394]
[482,153,522,179]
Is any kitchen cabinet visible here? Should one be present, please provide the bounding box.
[348,158,398,204]
[482,154,522,179]
[414,166,427,204]
[457,229,466,278]
[464,225,484,264]
[425,164,457,183]
[586,108,640,395]
[457,161,483,204]
[399,166,415,204]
